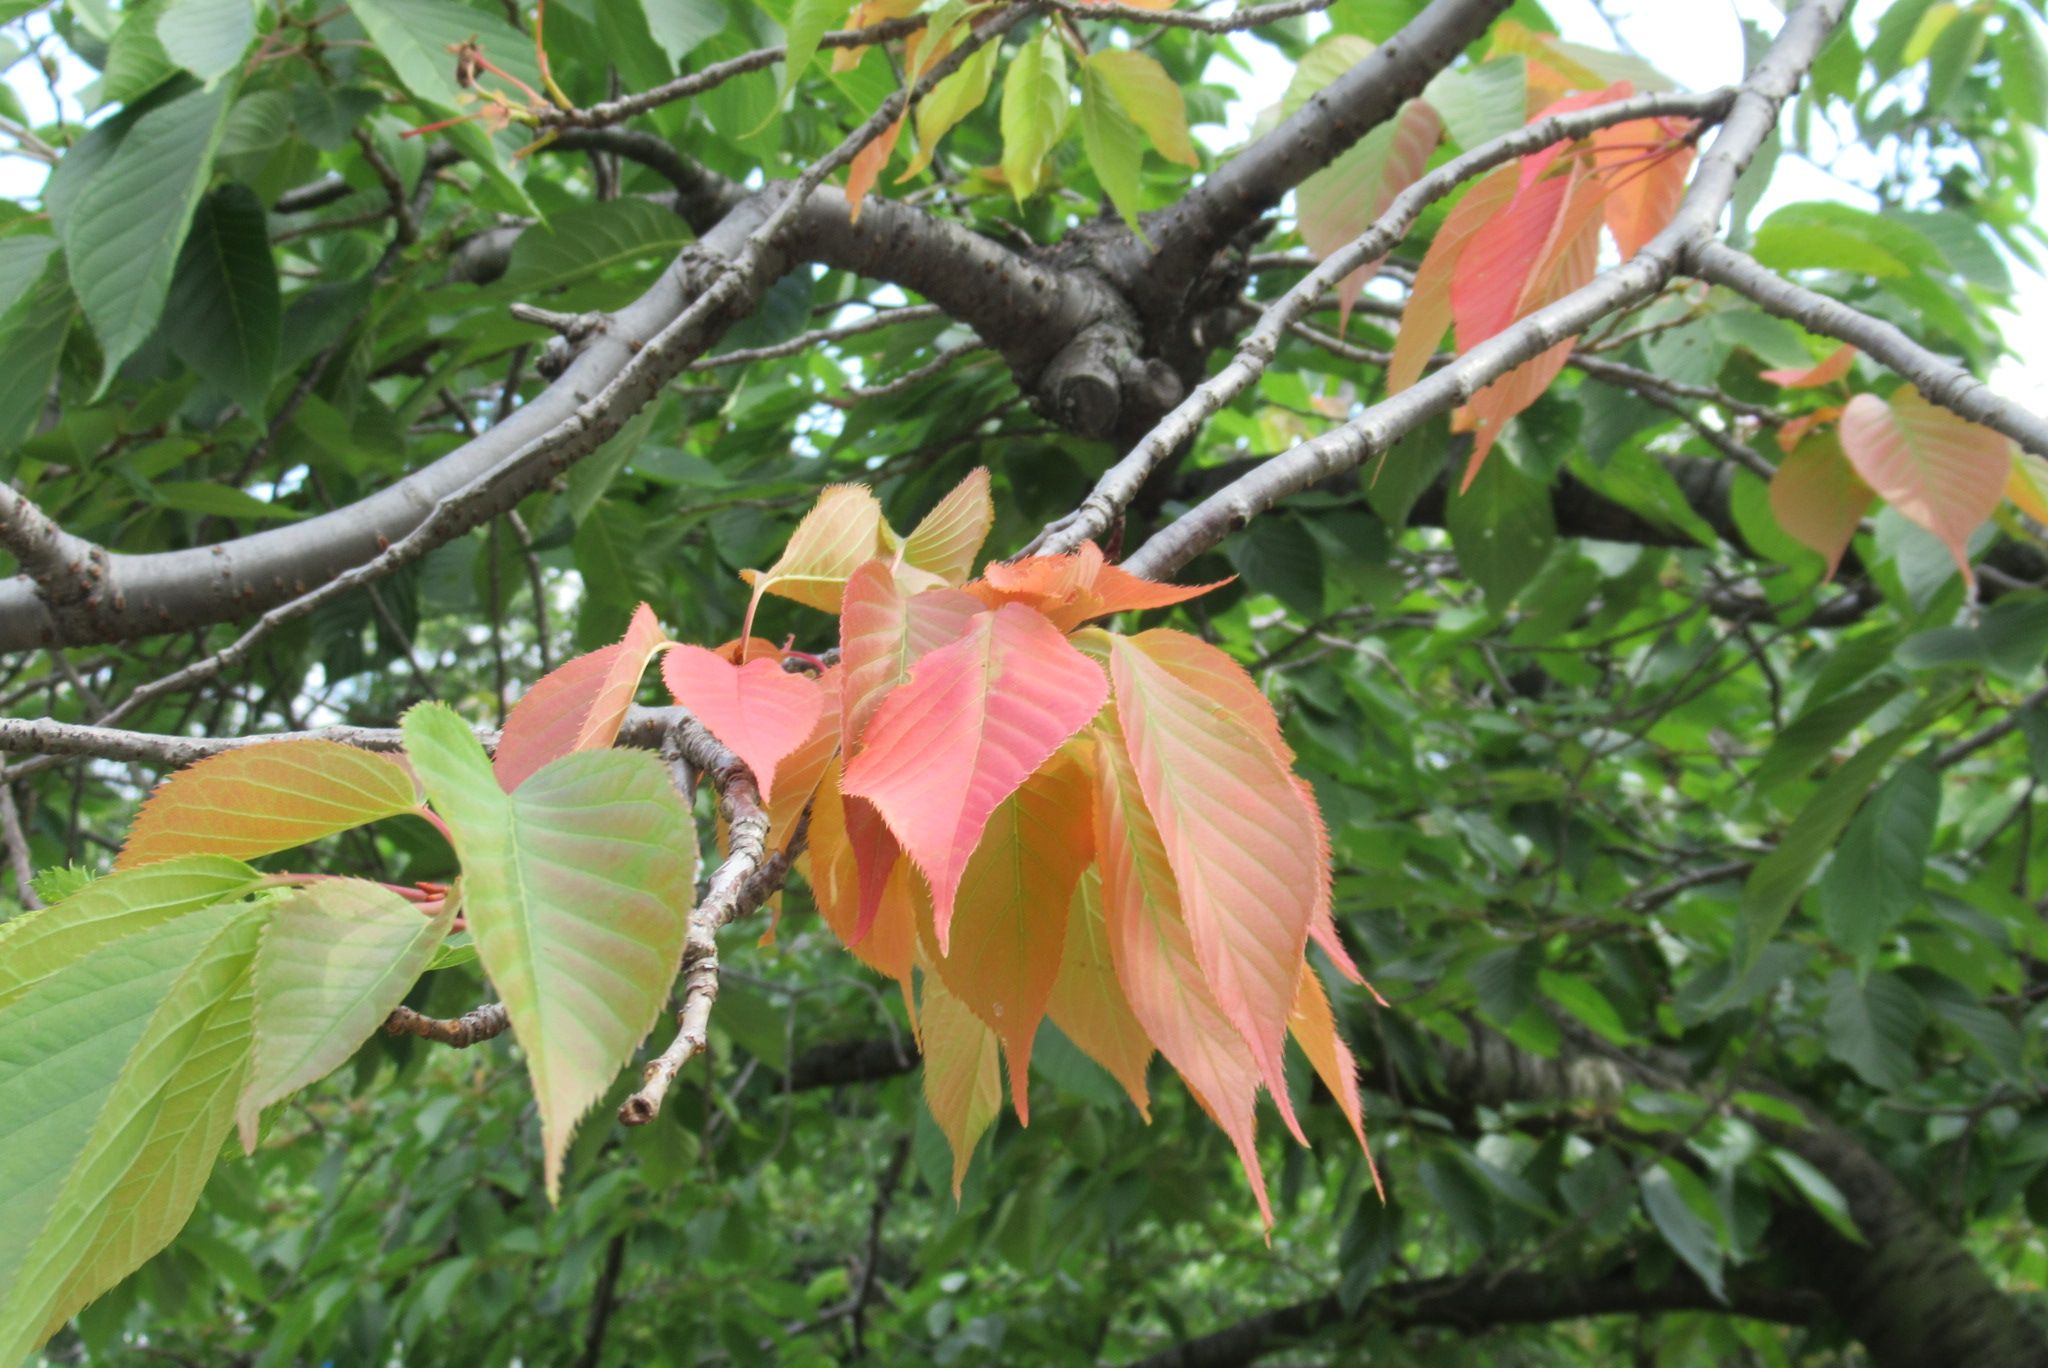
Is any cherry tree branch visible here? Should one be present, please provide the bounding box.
[1687,240,2048,457]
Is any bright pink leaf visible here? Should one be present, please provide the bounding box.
[659,644,824,804]
[839,559,984,754]
[494,603,669,792]
[1839,387,2009,583]
[841,604,1109,951]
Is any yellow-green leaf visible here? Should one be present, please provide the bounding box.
[1086,49,1196,167]
[1000,26,1069,201]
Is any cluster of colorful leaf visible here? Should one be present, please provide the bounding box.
[651,471,1378,1216]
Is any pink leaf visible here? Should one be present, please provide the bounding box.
[1761,344,1856,389]
[838,559,984,755]
[494,603,669,792]
[1839,387,2009,583]
[841,604,1108,951]
[1386,164,1519,395]
[1298,98,1441,331]
[659,644,824,804]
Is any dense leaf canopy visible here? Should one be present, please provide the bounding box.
[4,0,2048,1363]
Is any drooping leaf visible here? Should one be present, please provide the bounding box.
[493,602,670,792]
[1078,59,1148,233]
[1762,343,1856,389]
[238,879,454,1148]
[49,81,232,387]
[1387,163,1518,393]
[660,644,824,803]
[2009,449,2048,522]
[1092,710,1272,1225]
[1590,116,1693,260]
[118,740,421,870]
[1000,26,1069,201]
[1769,430,1874,579]
[923,754,1093,1124]
[1085,49,1196,168]
[1297,98,1441,327]
[902,40,999,180]
[806,758,917,1004]
[763,668,843,857]
[838,559,985,752]
[846,116,906,221]
[1109,631,1319,1146]
[402,703,696,1201]
[740,484,886,619]
[898,466,995,586]
[1048,869,1154,1119]
[1817,759,1939,963]
[1838,387,2009,583]
[1445,448,1558,605]
[0,900,264,1364]
[1823,969,1925,1090]
[969,541,1228,631]
[1639,1160,1726,1301]
[842,604,1108,948]
[919,968,1002,1198]
[1289,965,1375,1168]
[162,183,280,417]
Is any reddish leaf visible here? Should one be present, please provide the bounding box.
[1775,405,1841,454]
[841,604,1108,950]
[1289,966,1379,1184]
[969,542,1228,631]
[1515,83,1631,188]
[1049,869,1154,1119]
[806,758,917,1008]
[919,968,1002,1197]
[1770,431,1873,580]
[1762,344,1856,389]
[844,791,904,947]
[118,740,420,870]
[763,668,843,857]
[922,754,1093,1124]
[1387,164,1518,394]
[1839,387,2009,583]
[846,117,905,223]
[660,644,824,804]
[1109,632,1318,1146]
[897,467,995,586]
[1296,775,1367,989]
[1093,711,1272,1226]
[494,603,669,792]
[1298,98,1441,330]
[1591,118,1693,261]
[838,559,984,754]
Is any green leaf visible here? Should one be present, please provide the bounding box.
[163,183,279,416]
[1000,26,1068,202]
[1818,759,1938,963]
[564,396,661,525]
[50,80,233,387]
[349,0,543,109]
[1923,4,1987,112]
[1446,452,1556,607]
[644,0,728,67]
[764,0,844,125]
[156,0,255,82]
[400,702,697,1201]
[1639,1160,1726,1300]
[1823,968,1924,1089]
[95,0,180,109]
[0,234,56,318]
[238,879,454,1148]
[1749,677,1903,796]
[152,480,305,521]
[903,39,999,180]
[1752,201,1942,280]
[1538,969,1630,1046]
[1086,49,1196,167]
[0,900,264,1364]
[0,856,261,1004]
[1765,1148,1864,1244]
[1079,64,1147,234]
[1423,57,1525,150]
[501,198,691,297]
[0,249,77,455]
[1227,512,1325,618]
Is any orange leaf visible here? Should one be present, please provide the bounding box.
[806,758,917,1003]
[1775,405,1841,455]
[969,542,1227,631]
[897,466,995,586]
[841,604,1108,951]
[2009,450,2048,523]
[1296,775,1367,989]
[1839,387,2009,583]
[921,754,1093,1124]
[1591,118,1693,261]
[494,603,669,792]
[1387,164,1518,394]
[847,117,906,222]
[1048,868,1154,1120]
[1769,431,1873,581]
[659,644,824,804]
[739,484,886,624]
[763,668,843,857]
[1093,710,1272,1226]
[839,559,983,754]
[919,968,1003,1198]
[1761,344,1856,389]
[845,791,906,947]
[1109,631,1319,1148]
[1289,966,1378,1185]
[118,740,420,869]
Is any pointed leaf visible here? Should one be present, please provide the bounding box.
[842,604,1107,948]
[238,880,454,1149]
[2008,449,2048,522]
[806,758,917,1000]
[902,41,999,180]
[1092,711,1272,1225]
[0,901,263,1364]
[764,668,843,856]
[969,542,1227,631]
[923,754,1092,1124]
[1761,343,1856,389]
[740,484,887,619]
[1048,869,1154,1119]
[1289,965,1375,1169]
[840,560,986,754]
[1591,118,1693,260]
[1086,49,1196,167]
[402,703,695,1201]
[163,181,279,416]
[1818,759,1939,963]
[1839,387,2008,583]
[1079,61,1147,233]
[494,602,670,792]
[1298,98,1440,327]
[920,969,1002,1197]
[1770,430,1873,579]
[1388,163,1518,394]
[1000,26,1069,201]
[660,644,824,804]
[900,467,994,585]
[118,740,421,870]
[0,856,260,1003]
[846,116,906,221]
[157,0,256,82]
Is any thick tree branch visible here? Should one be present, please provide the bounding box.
[1688,240,2048,457]
[1123,0,1514,321]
